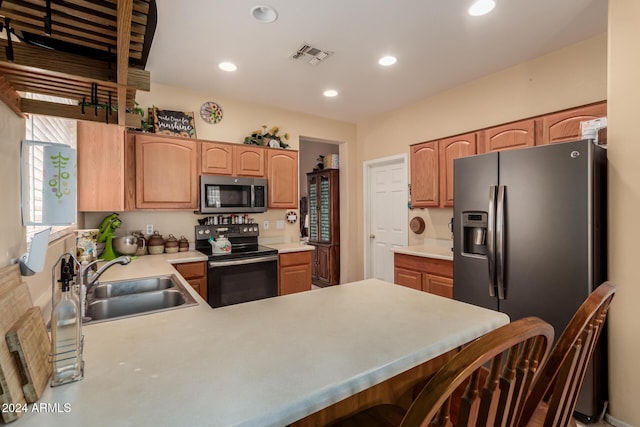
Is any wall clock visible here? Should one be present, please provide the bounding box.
[200,101,223,124]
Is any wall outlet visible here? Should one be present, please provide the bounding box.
[263,220,269,230]
[276,220,285,229]
[146,224,154,234]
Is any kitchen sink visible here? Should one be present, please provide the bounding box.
[84,275,198,324]
[91,276,175,298]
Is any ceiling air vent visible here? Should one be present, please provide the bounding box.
[290,43,333,65]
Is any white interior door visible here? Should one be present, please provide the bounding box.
[364,155,408,282]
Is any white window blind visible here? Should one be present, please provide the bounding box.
[23,94,77,242]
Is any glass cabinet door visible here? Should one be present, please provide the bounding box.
[319,175,331,241]
[308,176,318,241]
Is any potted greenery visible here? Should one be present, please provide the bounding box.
[243,125,290,148]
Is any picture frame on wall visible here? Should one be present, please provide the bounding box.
[151,106,197,138]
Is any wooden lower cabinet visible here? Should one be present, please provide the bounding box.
[173,261,207,301]
[279,251,312,295]
[310,243,339,287]
[394,253,453,299]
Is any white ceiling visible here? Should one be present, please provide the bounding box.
[146,0,607,123]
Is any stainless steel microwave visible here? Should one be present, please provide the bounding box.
[200,176,268,214]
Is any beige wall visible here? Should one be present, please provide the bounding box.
[0,102,25,267]
[606,1,640,424]
[352,33,608,281]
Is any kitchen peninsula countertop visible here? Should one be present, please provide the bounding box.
[16,254,507,427]
[392,242,454,261]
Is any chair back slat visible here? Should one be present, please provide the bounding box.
[518,282,616,427]
[476,358,503,426]
[400,317,554,427]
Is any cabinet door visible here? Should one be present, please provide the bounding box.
[174,261,207,300]
[308,175,318,241]
[540,102,607,145]
[135,135,198,209]
[201,142,233,175]
[234,146,265,177]
[425,274,453,299]
[78,122,134,211]
[279,252,312,295]
[410,141,439,207]
[394,267,422,291]
[316,244,331,284]
[439,133,477,207]
[267,149,298,209]
[479,119,536,153]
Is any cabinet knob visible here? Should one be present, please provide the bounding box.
[370,234,375,239]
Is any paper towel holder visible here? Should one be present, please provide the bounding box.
[18,228,51,276]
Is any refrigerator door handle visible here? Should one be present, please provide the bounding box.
[487,185,497,297]
[496,185,506,300]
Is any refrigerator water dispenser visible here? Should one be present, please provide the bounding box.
[462,212,488,256]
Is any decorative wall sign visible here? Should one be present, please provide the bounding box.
[200,101,223,124]
[152,106,197,138]
[286,211,298,224]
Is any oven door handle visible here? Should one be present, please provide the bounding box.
[209,254,278,268]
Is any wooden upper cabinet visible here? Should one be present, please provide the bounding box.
[479,119,536,153]
[234,146,265,176]
[201,142,265,176]
[540,102,607,145]
[410,141,439,208]
[201,142,233,175]
[77,121,135,212]
[439,132,477,207]
[135,134,199,209]
[266,149,298,209]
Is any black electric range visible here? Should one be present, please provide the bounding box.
[194,224,278,260]
[195,223,279,308]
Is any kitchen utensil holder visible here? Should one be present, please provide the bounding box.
[49,252,84,386]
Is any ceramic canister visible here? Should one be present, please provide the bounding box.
[147,231,164,255]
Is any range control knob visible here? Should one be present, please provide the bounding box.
[198,229,203,235]
[205,229,210,234]
[243,227,248,232]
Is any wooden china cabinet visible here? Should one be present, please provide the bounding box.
[307,169,340,287]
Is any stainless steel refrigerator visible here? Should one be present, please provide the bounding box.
[453,139,607,422]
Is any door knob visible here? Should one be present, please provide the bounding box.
[370,234,375,239]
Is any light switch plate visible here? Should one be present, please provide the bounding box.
[263,220,269,230]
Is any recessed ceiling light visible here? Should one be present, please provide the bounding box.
[218,62,237,72]
[323,89,338,98]
[251,5,278,23]
[468,0,496,16]
[378,55,397,66]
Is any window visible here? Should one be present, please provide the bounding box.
[23,94,77,242]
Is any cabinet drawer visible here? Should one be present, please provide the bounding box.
[174,261,206,279]
[279,251,312,267]
[394,253,452,278]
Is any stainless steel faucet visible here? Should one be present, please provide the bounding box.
[82,255,132,293]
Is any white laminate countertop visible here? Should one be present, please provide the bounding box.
[392,243,454,261]
[16,255,507,427]
[266,242,316,254]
